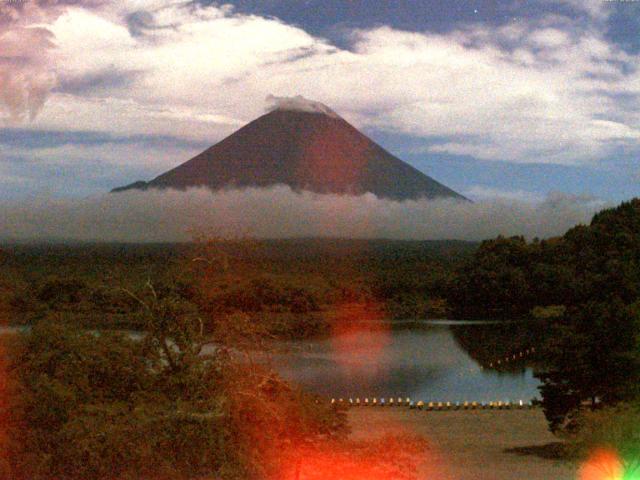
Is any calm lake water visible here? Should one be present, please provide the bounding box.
[270,326,540,403]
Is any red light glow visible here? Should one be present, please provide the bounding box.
[579,448,624,480]
[327,301,392,376]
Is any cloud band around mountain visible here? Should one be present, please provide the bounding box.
[0,186,604,243]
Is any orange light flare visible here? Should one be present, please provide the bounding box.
[0,251,10,475]
[314,299,455,479]
[327,300,393,377]
[579,448,625,480]
[278,429,452,480]
[0,343,7,476]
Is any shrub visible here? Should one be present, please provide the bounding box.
[6,309,346,479]
[35,277,87,306]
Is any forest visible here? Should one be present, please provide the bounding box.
[1,199,640,478]
[0,239,476,338]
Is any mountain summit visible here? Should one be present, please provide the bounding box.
[112,97,466,201]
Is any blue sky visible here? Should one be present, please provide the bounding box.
[1,0,639,202]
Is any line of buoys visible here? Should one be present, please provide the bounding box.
[450,345,539,381]
[486,346,536,370]
[334,397,537,411]
[338,397,413,407]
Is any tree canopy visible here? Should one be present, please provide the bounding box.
[457,199,640,431]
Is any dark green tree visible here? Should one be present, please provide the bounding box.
[536,301,640,432]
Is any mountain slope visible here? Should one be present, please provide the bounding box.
[113,106,466,201]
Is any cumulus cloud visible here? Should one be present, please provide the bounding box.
[0,186,604,243]
[2,0,636,167]
[547,0,611,21]
[0,1,106,122]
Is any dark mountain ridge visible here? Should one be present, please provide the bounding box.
[113,105,466,201]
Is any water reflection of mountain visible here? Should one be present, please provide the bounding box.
[450,321,545,373]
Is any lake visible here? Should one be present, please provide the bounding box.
[270,325,540,403]
[0,323,540,403]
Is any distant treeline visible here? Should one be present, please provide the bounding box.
[3,204,638,338]
[0,239,478,337]
[3,196,640,335]
[453,201,640,319]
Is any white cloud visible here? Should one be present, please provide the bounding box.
[528,27,570,48]
[0,140,200,171]
[0,26,56,122]
[464,186,546,203]
[547,0,611,21]
[266,95,339,118]
[0,1,106,122]
[6,0,640,168]
[0,186,603,242]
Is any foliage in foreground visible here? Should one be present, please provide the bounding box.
[0,237,431,479]
[3,318,346,479]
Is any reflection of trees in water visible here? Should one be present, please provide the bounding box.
[451,322,547,373]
